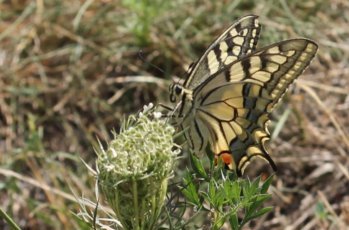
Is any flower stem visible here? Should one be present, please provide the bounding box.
[132,178,140,230]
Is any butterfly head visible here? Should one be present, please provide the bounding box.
[169,83,184,103]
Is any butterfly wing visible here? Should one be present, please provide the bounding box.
[193,82,275,175]
[184,15,261,89]
[188,39,317,174]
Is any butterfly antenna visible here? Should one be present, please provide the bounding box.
[138,50,165,74]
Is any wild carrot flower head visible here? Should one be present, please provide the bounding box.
[96,103,179,229]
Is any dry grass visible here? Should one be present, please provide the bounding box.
[0,0,348,229]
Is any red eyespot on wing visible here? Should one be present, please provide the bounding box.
[220,153,233,165]
[214,152,233,167]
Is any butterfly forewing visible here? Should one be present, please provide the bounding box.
[194,39,318,110]
[184,15,261,90]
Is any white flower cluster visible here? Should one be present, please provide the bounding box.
[97,103,178,179]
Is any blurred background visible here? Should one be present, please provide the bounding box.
[0,0,348,229]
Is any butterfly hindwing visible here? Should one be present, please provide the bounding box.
[193,82,276,175]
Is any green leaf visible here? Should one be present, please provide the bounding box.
[255,194,272,203]
[242,179,251,196]
[181,162,274,229]
[208,180,226,208]
[223,179,232,199]
[229,213,240,230]
[212,215,226,230]
[208,180,216,200]
[250,177,260,193]
[260,175,273,194]
[230,181,241,202]
[245,206,273,221]
[245,194,271,218]
[181,173,201,206]
[190,152,208,180]
[214,187,226,208]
